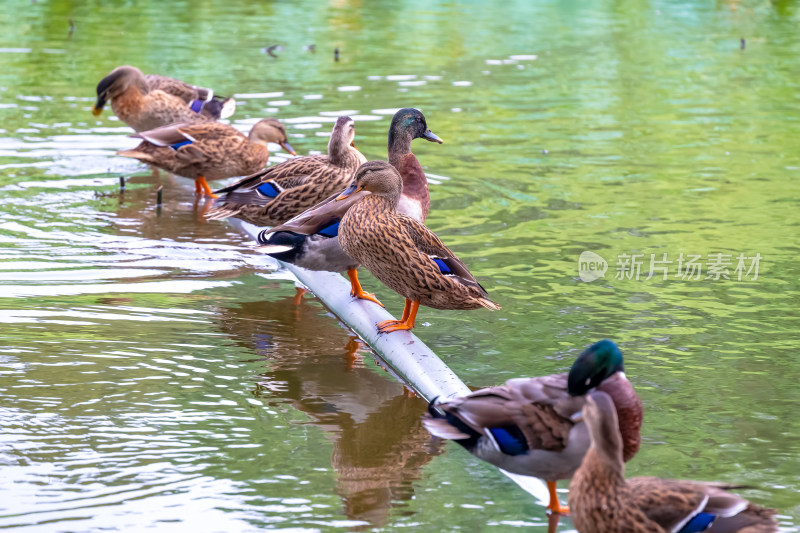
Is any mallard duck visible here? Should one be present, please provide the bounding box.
[338,161,499,333]
[569,391,777,532]
[423,339,642,515]
[93,65,234,132]
[255,108,443,305]
[117,118,294,198]
[206,115,366,225]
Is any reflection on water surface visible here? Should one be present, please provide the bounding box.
[0,0,798,531]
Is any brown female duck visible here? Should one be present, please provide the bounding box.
[93,65,234,131]
[206,116,365,225]
[569,390,777,532]
[338,161,499,333]
[117,118,294,198]
[423,339,642,515]
[255,108,443,306]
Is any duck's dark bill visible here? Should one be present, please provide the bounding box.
[423,129,443,143]
[280,141,296,156]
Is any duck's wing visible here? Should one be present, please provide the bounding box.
[214,155,330,198]
[132,122,197,146]
[267,187,368,236]
[399,217,486,294]
[425,374,578,453]
[625,477,771,533]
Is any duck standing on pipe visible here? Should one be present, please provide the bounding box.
[337,161,500,334]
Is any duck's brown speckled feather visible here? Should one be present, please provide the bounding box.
[114,89,209,133]
[117,121,270,180]
[340,193,497,311]
[207,127,365,226]
[144,74,210,103]
[569,392,778,533]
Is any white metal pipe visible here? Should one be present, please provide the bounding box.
[228,218,550,504]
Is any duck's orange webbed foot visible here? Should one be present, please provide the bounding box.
[351,288,383,307]
[346,268,383,307]
[376,319,414,334]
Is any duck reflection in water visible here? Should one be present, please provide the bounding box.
[216,294,444,528]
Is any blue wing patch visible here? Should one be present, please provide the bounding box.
[488,427,528,456]
[190,99,205,113]
[257,182,281,198]
[317,220,340,237]
[679,512,716,533]
[432,257,452,274]
[170,139,193,150]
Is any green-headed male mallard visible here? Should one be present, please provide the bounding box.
[338,161,499,333]
[117,118,294,198]
[206,115,366,225]
[569,390,777,532]
[423,339,642,515]
[93,65,235,131]
[254,108,443,306]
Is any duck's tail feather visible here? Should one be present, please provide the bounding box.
[255,230,306,263]
[477,298,501,311]
[117,149,155,164]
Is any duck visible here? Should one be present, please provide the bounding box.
[255,108,443,306]
[206,115,366,225]
[569,390,777,532]
[337,161,500,333]
[422,339,642,515]
[116,118,295,198]
[93,65,235,132]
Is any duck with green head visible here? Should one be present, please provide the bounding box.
[254,108,443,306]
[569,390,777,532]
[423,340,642,515]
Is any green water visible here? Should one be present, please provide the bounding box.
[0,0,798,530]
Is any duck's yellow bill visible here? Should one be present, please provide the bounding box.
[91,106,103,116]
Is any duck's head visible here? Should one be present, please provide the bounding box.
[583,391,624,462]
[249,118,296,155]
[389,108,443,146]
[567,339,625,396]
[93,65,149,116]
[336,161,402,202]
[329,115,357,152]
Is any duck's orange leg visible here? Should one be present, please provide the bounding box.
[347,268,383,307]
[194,179,202,195]
[293,287,306,306]
[377,300,419,334]
[196,176,219,199]
[546,480,569,515]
